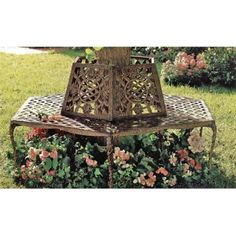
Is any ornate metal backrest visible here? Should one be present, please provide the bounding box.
[61,47,167,121]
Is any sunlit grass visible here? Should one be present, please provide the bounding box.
[0,49,235,187]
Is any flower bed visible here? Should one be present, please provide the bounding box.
[8,128,215,188]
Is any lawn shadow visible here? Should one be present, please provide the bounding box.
[53,48,85,58]
[201,162,236,188]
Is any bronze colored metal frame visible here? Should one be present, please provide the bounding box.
[61,49,167,121]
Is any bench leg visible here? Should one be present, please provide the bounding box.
[9,123,17,165]
[209,123,217,168]
[200,127,203,137]
[107,136,114,188]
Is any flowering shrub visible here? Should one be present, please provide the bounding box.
[161,52,209,86]
[9,127,217,188]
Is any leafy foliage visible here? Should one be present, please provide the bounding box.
[7,127,231,188]
[204,47,236,86]
[132,47,207,63]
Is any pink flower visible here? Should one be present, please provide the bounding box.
[190,59,196,67]
[39,149,49,161]
[177,63,188,71]
[196,60,205,69]
[146,172,157,187]
[195,162,202,171]
[26,159,31,167]
[50,149,58,159]
[188,158,196,167]
[21,165,26,172]
[47,170,56,176]
[156,167,169,176]
[28,147,37,160]
[187,71,192,76]
[113,147,130,162]
[85,157,97,167]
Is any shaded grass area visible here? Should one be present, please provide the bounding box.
[0,49,235,187]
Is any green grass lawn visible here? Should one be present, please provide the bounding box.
[0,49,235,187]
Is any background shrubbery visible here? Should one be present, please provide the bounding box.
[157,47,236,87]
[204,48,236,86]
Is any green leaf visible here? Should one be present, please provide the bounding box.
[63,156,70,165]
[58,170,65,178]
[94,168,102,177]
[52,158,58,169]
[44,158,52,171]
[64,166,70,174]
[85,48,94,55]
[45,175,53,183]
[93,47,102,51]
[94,143,106,153]
[85,142,94,152]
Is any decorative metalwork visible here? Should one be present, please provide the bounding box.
[61,48,167,121]
[10,94,216,137]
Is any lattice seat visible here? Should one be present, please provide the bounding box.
[11,93,215,137]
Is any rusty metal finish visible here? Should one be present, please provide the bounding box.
[113,64,166,118]
[61,48,166,121]
[106,135,114,188]
[209,122,217,168]
[11,93,215,136]
[62,64,113,120]
[9,123,18,165]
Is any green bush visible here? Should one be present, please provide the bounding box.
[7,127,225,188]
[204,47,236,86]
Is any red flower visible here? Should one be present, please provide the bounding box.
[28,147,37,160]
[195,162,202,171]
[50,149,58,159]
[26,128,47,140]
[177,149,189,161]
[156,167,169,176]
[40,149,49,161]
[188,158,196,166]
